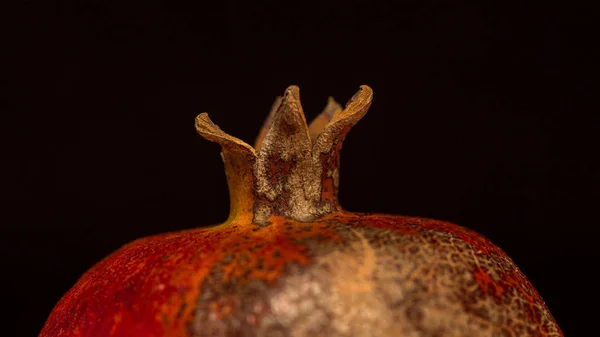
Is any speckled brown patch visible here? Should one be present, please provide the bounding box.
[189,213,562,337]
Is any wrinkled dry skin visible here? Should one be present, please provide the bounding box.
[194,85,372,225]
[40,85,562,337]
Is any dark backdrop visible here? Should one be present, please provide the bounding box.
[1,0,594,336]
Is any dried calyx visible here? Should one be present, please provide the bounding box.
[196,85,373,224]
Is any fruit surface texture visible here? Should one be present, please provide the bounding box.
[40,86,562,337]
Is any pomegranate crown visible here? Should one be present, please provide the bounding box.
[196,85,373,224]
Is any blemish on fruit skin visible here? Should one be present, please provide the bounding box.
[188,213,561,336]
[473,267,504,298]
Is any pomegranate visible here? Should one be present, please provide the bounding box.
[40,85,562,337]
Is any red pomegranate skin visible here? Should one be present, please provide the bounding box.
[40,214,562,337]
[39,85,562,337]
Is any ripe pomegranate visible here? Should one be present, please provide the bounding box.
[40,85,562,337]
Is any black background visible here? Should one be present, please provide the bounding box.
[1,0,595,336]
